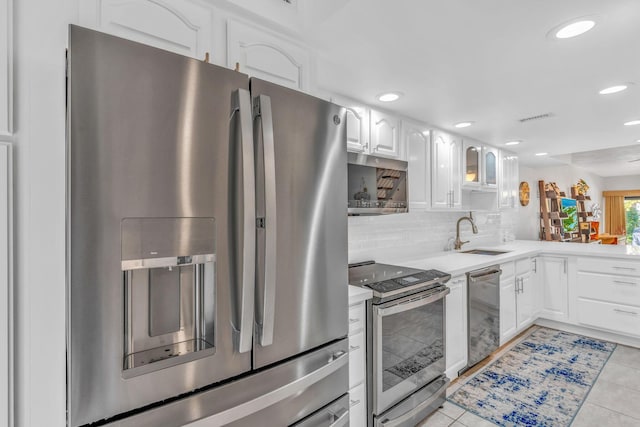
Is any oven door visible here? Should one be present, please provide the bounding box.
[372,286,449,415]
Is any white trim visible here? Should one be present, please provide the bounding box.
[0,0,13,137]
[535,318,640,348]
[0,142,12,427]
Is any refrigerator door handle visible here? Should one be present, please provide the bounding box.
[232,88,256,354]
[255,94,277,347]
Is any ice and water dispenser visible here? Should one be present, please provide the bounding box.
[121,218,216,377]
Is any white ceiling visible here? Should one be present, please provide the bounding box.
[296,0,640,176]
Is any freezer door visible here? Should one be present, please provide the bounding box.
[251,78,348,368]
[67,26,254,426]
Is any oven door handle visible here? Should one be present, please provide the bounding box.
[376,288,450,317]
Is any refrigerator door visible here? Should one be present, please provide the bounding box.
[67,26,254,426]
[251,78,348,369]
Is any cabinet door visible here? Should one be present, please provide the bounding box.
[482,146,499,189]
[79,0,213,59]
[406,123,430,211]
[500,275,517,345]
[349,383,366,427]
[370,109,402,159]
[540,257,569,321]
[227,19,310,91]
[462,140,481,188]
[516,272,535,329]
[431,131,461,209]
[446,276,467,379]
[499,151,519,208]
[0,0,10,136]
[345,106,370,153]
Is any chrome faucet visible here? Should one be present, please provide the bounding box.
[454,211,479,250]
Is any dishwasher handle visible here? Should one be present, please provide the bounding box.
[468,267,501,281]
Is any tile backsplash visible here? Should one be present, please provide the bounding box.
[348,210,518,264]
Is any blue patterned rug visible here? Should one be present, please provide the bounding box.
[448,327,616,426]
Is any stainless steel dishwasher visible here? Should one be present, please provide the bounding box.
[461,265,501,374]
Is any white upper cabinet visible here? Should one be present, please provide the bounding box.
[431,130,461,209]
[79,0,214,60]
[482,146,499,189]
[405,121,430,211]
[462,139,481,189]
[331,95,370,153]
[499,150,519,209]
[0,0,11,136]
[369,109,402,159]
[227,19,310,91]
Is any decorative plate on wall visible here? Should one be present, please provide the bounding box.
[519,182,530,206]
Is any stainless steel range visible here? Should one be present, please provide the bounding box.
[349,261,451,427]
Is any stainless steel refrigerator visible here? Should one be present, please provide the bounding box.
[67,25,349,427]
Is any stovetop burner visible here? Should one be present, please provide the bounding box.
[348,261,451,302]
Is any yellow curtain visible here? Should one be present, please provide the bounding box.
[604,195,626,235]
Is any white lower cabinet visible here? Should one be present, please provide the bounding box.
[446,275,467,379]
[348,382,366,427]
[500,258,536,345]
[348,301,367,426]
[539,256,569,321]
[575,257,640,338]
[500,262,517,345]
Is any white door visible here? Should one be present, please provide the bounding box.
[450,136,462,208]
[540,257,569,321]
[446,276,467,379]
[227,19,310,91]
[406,123,430,211]
[0,0,10,136]
[79,0,214,60]
[482,146,499,189]
[431,131,453,209]
[370,109,401,159]
[500,274,517,344]
[345,106,370,153]
[516,272,535,329]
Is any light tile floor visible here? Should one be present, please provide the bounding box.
[418,327,640,426]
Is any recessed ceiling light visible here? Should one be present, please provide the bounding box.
[554,20,596,39]
[505,141,521,146]
[599,85,628,95]
[454,122,473,128]
[377,92,402,102]
[535,152,548,156]
[624,120,640,126]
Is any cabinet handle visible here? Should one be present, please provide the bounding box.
[349,345,361,352]
[350,399,361,407]
[613,266,636,271]
[364,142,369,150]
[564,259,567,274]
[613,280,637,286]
[532,259,537,273]
[614,308,638,316]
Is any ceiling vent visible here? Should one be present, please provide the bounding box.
[518,113,555,123]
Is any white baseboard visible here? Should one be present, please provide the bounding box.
[535,318,640,349]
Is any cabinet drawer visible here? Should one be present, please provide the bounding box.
[348,302,366,335]
[500,261,515,280]
[349,331,365,388]
[577,258,640,277]
[577,272,640,306]
[349,383,366,427]
[577,298,640,338]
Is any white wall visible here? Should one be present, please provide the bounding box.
[603,175,640,191]
[14,0,77,426]
[517,165,605,240]
[348,209,518,264]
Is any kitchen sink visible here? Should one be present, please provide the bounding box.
[461,249,510,256]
